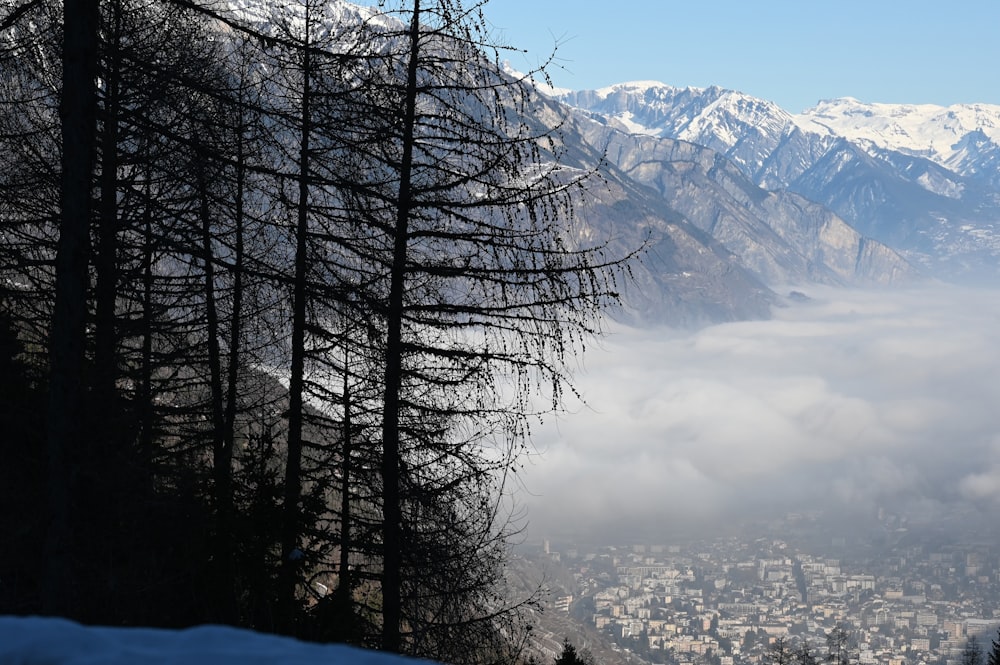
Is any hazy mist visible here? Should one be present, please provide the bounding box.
[521,284,1000,542]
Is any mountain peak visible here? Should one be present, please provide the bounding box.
[594,80,673,93]
[794,98,1000,164]
[557,82,793,169]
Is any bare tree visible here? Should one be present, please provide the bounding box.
[2,0,634,652]
[795,644,819,665]
[335,0,631,654]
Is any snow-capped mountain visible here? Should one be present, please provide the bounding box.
[561,82,796,174]
[558,82,1000,277]
[794,97,1000,171]
[560,82,1000,183]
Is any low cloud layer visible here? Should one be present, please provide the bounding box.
[520,284,1000,541]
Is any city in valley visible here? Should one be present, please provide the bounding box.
[519,512,1000,665]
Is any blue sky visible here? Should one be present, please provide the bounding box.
[482,0,1000,112]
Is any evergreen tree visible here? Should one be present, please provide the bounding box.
[555,640,588,665]
[826,625,852,665]
[0,304,47,614]
[963,635,983,665]
[988,628,1000,665]
[768,637,794,665]
[795,644,819,665]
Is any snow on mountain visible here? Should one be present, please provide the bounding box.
[560,82,1000,184]
[501,61,571,98]
[565,82,1000,177]
[793,98,1000,169]
[561,81,791,144]
[226,0,396,42]
[559,83,803,178]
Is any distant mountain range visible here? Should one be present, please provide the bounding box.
[556,82,1000,280]
[531,82,920,325]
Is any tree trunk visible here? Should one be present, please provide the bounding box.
[138,173,155,467]
[380,0,422,651]
[217,108,247,625]
[196,145,233,622]
[44,0,100,616]
[279,10,313,630]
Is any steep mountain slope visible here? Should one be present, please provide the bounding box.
[569,116,913,288]
[526,96,777,326]
[571,158,778,327]
[518,90,914,325]
[560,82,1000,277]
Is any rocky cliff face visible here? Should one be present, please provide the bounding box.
[566,115,915,288]
[529,98,777,327]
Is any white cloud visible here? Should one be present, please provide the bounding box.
[959,469,1000,502]
[958,436,1000,503]
[522,284,1000,540]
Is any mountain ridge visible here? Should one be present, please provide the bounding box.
[557,81,1000,277]
[559,80,1000,173]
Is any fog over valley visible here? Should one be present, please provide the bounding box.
[523,284,1000,543]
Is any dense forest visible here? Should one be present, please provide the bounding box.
[0,0,630,662]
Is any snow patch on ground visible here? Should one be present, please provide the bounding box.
[0,616,412,665]
[917,171,964,199]
[610,110,661,136]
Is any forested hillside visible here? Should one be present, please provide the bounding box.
[0,0,630,661]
